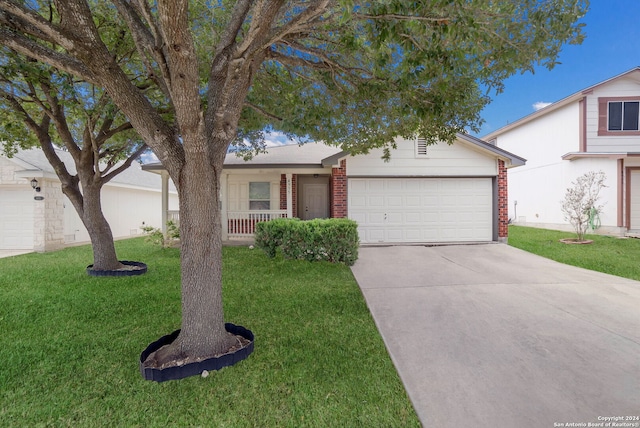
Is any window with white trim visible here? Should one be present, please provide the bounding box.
[608,101,640,131]
[249,182,270,210]
[415,137,428,157]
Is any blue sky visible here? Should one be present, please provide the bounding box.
[476,0,640,137]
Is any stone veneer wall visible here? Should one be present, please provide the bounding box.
[33,179,65,252]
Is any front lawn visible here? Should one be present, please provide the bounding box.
[0,238,419,427]
[508,225,640,281]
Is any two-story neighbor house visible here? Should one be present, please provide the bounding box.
[484,67,640,235]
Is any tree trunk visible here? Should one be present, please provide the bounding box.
[144,149,234,366]
[65,182,122,271]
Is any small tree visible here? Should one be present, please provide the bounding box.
[561,171,606,241]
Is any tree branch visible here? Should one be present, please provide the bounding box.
[244,101,283,122]
[102,142,147,184]
[0,0,75,49]
[0,28,96,83]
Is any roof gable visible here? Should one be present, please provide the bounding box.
[484,67,640,139]
[323,133,525,168]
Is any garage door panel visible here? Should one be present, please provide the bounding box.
[0,188,34,250]
[349,177,492,244]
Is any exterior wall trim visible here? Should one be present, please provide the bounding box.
[624,166,640,229]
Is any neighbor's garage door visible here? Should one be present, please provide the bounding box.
[0,188,34,250]
[348,178,493,244]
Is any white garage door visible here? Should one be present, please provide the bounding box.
[0,188,35,250]
[348,178,493,244]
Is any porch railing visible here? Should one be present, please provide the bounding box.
[164,209,288,239]
[168,210,180,223]
[227,210,287,238]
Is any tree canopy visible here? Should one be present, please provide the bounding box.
[0,0,588,369]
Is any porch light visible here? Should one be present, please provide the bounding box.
[31,178,41,192]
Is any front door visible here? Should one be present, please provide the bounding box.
[302,183,329,220]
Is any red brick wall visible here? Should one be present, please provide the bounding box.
[331,159,347,218]
[292,174,297,216]
[280,175,286,210]
[279,174,297,217]
[498,160,508,239]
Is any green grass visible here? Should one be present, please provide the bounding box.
[509,225,640,281]
[0,238,419,427]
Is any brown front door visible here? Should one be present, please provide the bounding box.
[302,183,329,219]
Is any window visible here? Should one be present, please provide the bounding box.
[608,101,639,131]
[415,137,428,157]
[598,97,640,136]
[249,182,270,210]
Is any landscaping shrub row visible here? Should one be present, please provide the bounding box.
[255,218,359,265]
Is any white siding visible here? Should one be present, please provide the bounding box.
[507,157,618,229]
[63,185,179,244]
[587,77,640,152]
[491,102,622,230]
[226,173,281,211]
[346,137,497,177]
[496,102,580,167]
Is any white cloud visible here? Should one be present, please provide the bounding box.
[533,101,552,111]
[140,151,159,164]
[263,131,293,147]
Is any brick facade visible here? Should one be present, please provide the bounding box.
[330,159,347,218]
[498,159,508,241]
[279,174,297,217]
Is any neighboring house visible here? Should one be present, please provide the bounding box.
[143,134,525,244]
[484,67,640,235]
[0,148,178,252]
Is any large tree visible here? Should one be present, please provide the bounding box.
[0,0,586,367]
[0,54,148,271]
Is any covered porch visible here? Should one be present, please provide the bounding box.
[141,143,345,240]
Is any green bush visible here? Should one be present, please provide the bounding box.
[256,218,360,266]
[141,219,180,247]
[255,217,300,257]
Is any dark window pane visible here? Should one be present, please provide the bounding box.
[249,200,270,210]
[249,182,270,199]
[609,102,622,130]
[623,102,639,130]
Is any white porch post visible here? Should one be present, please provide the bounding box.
[161,171,169,236]
[221,173,229,240]
[286,173,293,218]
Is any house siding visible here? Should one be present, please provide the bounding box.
[494,90,627,233]
[345,137,497,177]
[587,77,640,152]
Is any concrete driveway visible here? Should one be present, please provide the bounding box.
[351,244,640,428]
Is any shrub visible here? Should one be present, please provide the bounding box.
[561,170,606,241]
[255,218,359,265]
[254,218,300,258]
[141,220,180,247]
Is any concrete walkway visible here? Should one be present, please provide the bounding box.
[351,244,640,428]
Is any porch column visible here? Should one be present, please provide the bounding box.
[286,173,293,218]
[221,173,229,240]
[161,171,169,236]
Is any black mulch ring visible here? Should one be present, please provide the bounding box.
[139,323,254,382]
[86,261,148,277]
